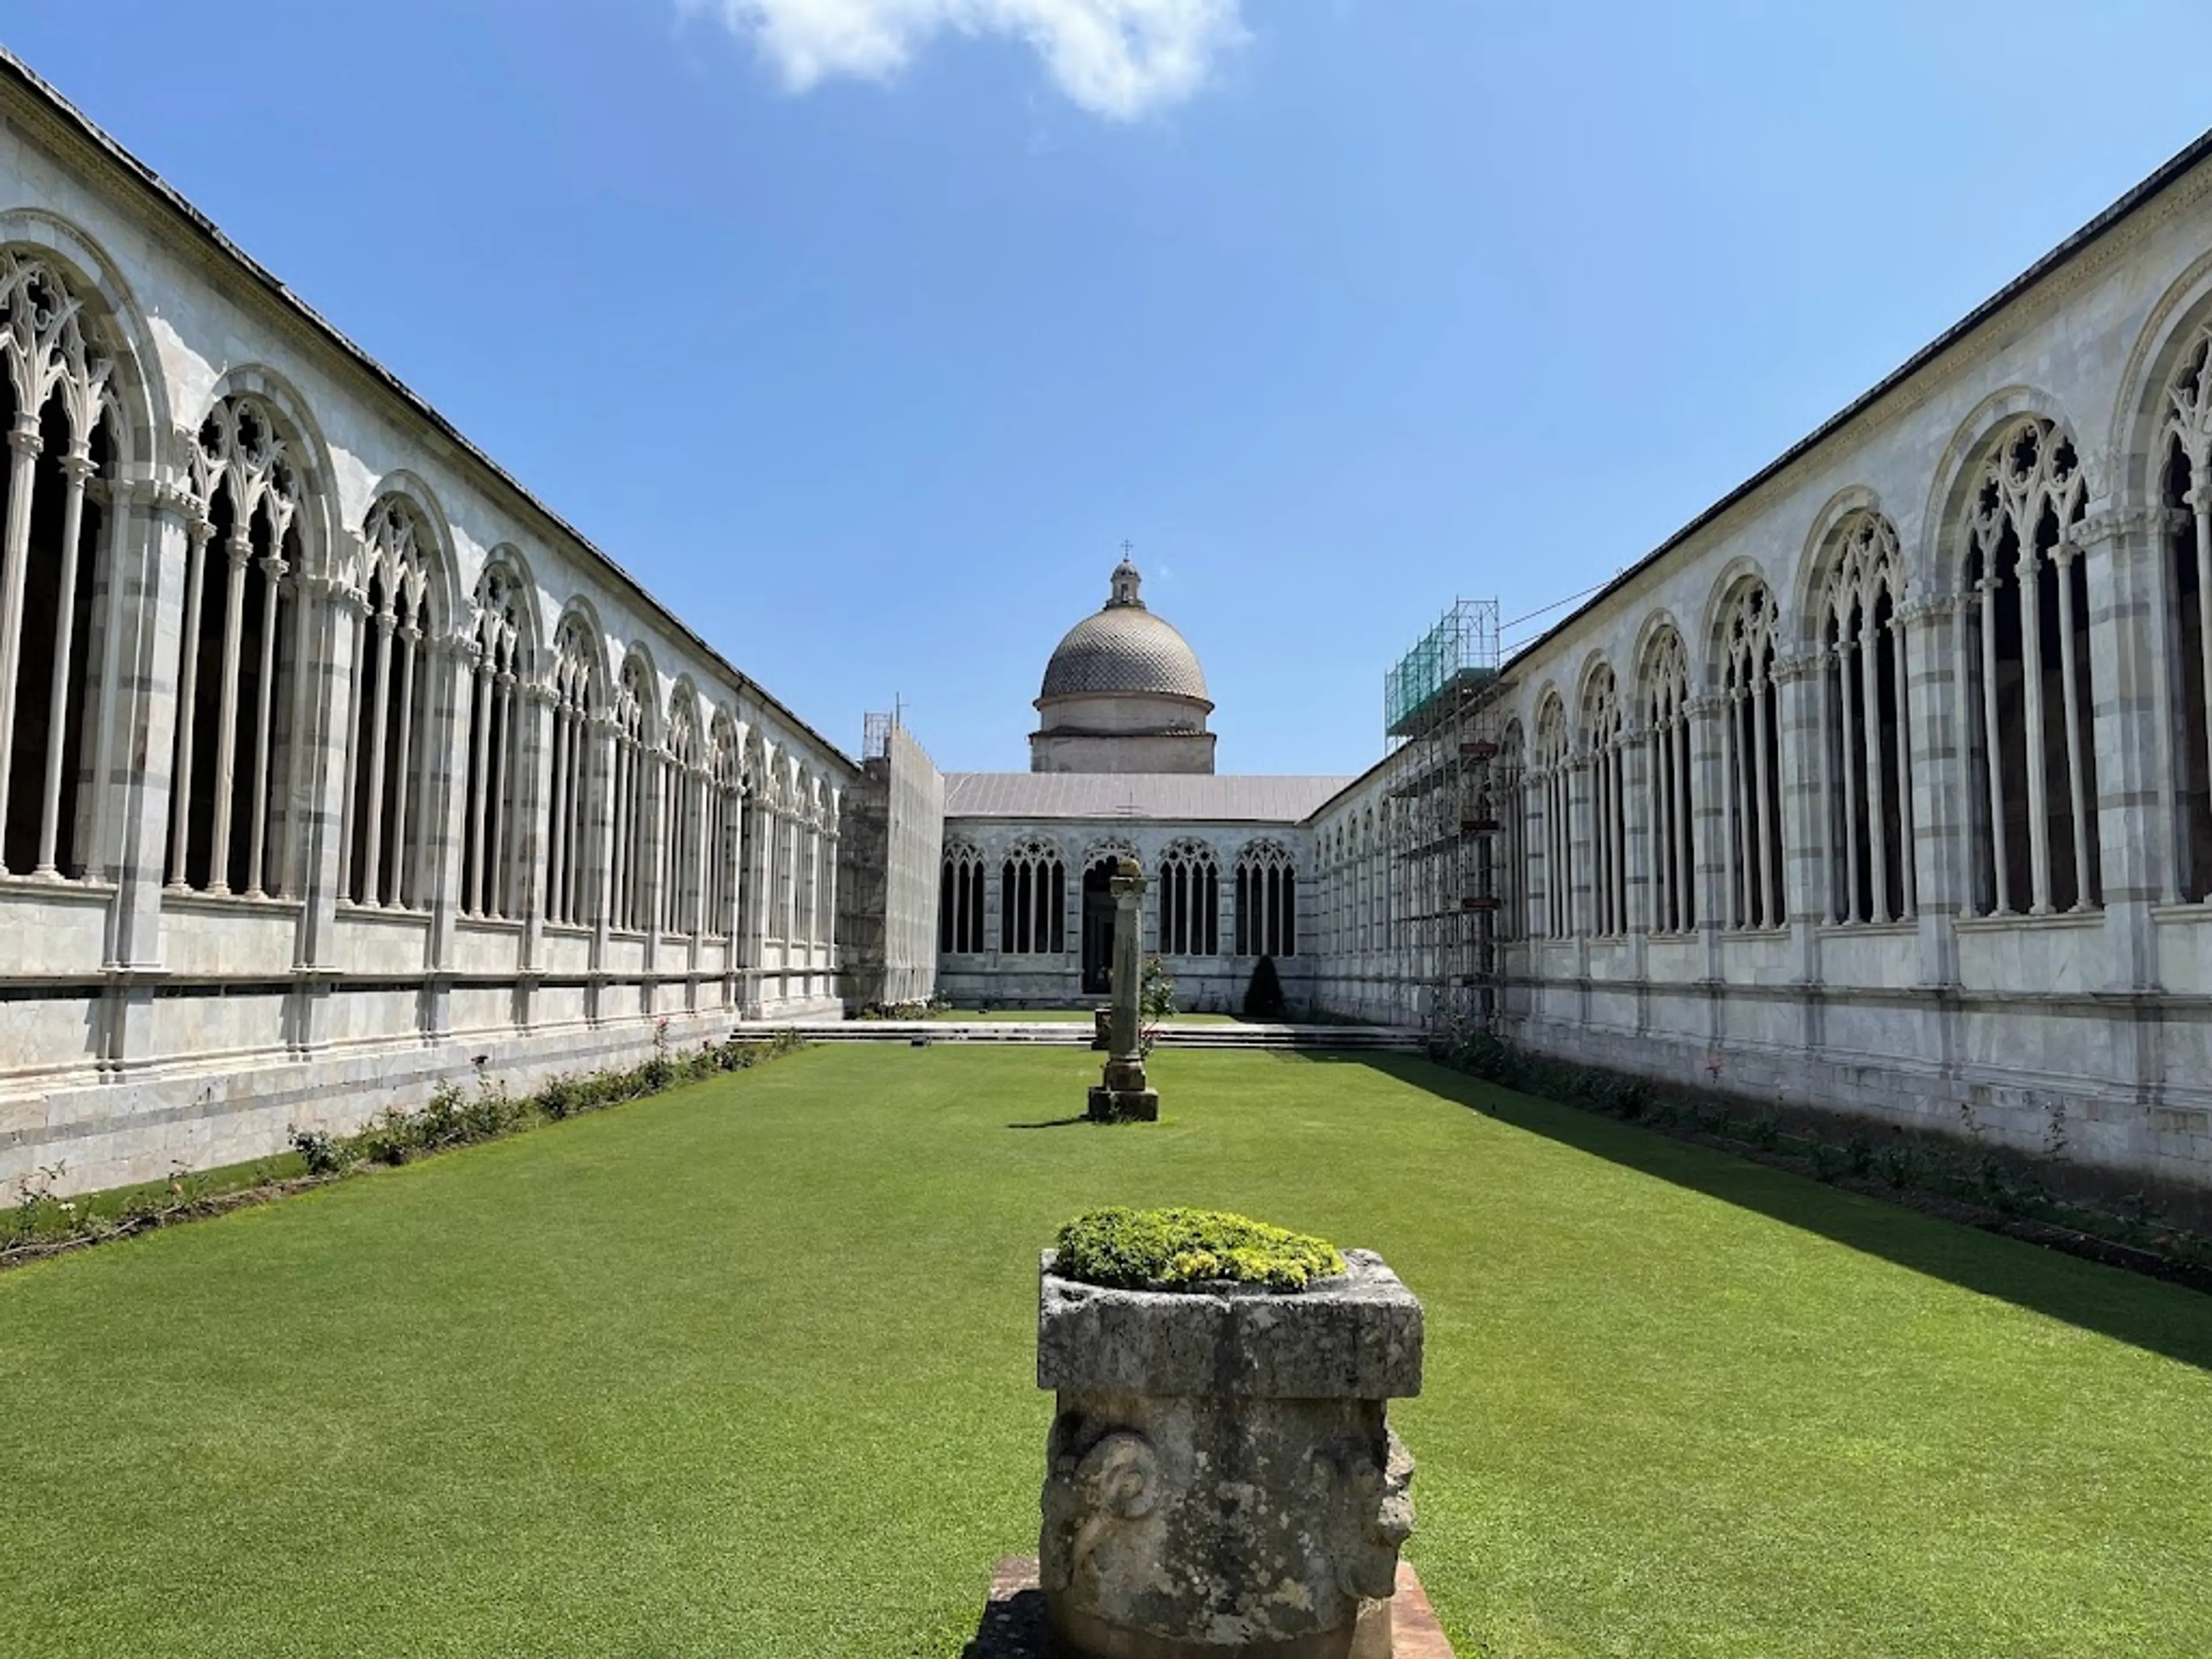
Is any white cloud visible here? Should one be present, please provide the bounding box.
[688,0,1249,119]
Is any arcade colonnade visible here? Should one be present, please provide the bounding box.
[0,73,848,1194]
[1305,146,2212,1199]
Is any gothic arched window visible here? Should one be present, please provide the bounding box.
[1157,838,1219,956]
[1534,694,1570,937]
[1582,664,1627,936]
[169,395,305,898]
[1000,838,1066,955]
[1641,631,1694,933]
[1495,720,1527,941]
[0,252,115,881]
[1718,581,1785,930]
[609,655,653,933]
[703,713,738,938]
[1235,839,1297,957]
[461,562,528,920]
[939,838,986,953]
[343,496,440,910]
[661,690,700,937]
[544,615,599,927]
[1961,418,2098,915]
[1819,513,1915,925]
[2159,327,2212,902]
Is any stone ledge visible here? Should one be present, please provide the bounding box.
[1037,1247,1423,1400]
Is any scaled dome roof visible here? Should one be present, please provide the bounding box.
[1039,560,1211,704]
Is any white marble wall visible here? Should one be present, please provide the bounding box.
[0,75,849,1194]
[935,816,1316,1012]
[1308,146,2212,1196]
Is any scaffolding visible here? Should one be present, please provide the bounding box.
[1380,599,1505,1036]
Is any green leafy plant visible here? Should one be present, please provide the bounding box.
[1052,1205,1344,1293]
[1138,955,1177,1056]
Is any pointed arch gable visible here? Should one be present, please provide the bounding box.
[2109,249,2212,510]
[0,210,169,471]
[362,469,461,631]
[1921,385,2090,592]
[192,365,336,573]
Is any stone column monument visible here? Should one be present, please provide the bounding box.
[1087,855,1158,1123]
[1035,1251,1426,1657]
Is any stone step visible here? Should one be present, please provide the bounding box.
[732,1020,1426,1053]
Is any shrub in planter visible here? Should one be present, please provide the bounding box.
[1053,1205,1344,1293]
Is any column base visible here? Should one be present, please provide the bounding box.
[1086,1086,1159,1124]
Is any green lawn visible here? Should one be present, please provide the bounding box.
[4,1047,2209,1658]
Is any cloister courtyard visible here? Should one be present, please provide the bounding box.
[3,1042,2208,1658]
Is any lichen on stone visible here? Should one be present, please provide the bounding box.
[1052,1206,1346,1293]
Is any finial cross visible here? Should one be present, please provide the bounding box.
[1120,539,1133,559]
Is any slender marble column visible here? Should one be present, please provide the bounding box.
[244,547,286,897]
[2054,544,2091,910]
[164,519,213,889]
[1978,577,2009,912]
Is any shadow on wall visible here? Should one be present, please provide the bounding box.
[1343,1053,2212,1376]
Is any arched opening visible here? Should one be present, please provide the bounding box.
[999,838,1066,956]
[1640,632,1694,933]
[938,840,986,954]
[169,394,305,898]
[344,496,440,910]
[1235,840,1297,957]
[1960,418,2098,915]
[1157,839,1219,956]
[461,563,528,919]
[1718,581,1785,930]
[0,254,118,882]
[2158,325,2212,901]
[1817,513,1914,925]
[543,616,598,927]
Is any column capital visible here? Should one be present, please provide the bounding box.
[7,411,43,456]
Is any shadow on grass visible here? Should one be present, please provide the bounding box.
[1348,1052,2212,1373]
[1006,1116,1091,1131]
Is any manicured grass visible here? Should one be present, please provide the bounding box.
[4,1047,2210,1657]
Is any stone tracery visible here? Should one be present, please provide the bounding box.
[1817,512,1914,925]
[2160,323,2212,901]
[461,560,528,920]
[343,495,438,910]
[1961,416,2098,915]
[543,612,599,928]
[1639,630,1694,934]
[0,250,113,881]
[1001,835,1067,955]
[1718,579,1784,930]
[1156,836,1219,956]
[1234,837,1297,957]
[170,392,304,899]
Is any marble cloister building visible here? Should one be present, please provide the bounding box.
[8,38,2212,1211]
[0,55,845,1194]
[1304,126,2212,1206]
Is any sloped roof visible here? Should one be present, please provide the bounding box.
[944,772,1351,823]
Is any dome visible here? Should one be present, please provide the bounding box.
[1038,561,1210,704]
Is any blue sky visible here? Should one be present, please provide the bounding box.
[7,2,2205,775]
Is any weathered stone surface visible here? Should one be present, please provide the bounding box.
[1086,1085,1160,1123]
[965,1559,1457,1658]
[1037,1250,1424,1658]
[1038,1249,1424,1402]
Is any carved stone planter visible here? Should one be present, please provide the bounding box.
[1036,1250,1423,1658]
